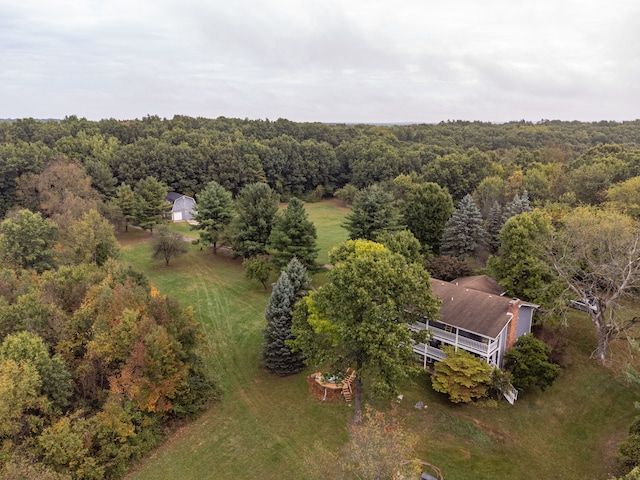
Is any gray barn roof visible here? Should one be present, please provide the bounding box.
[166,192,183,202]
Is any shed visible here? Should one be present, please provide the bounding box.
[166,192,196,222]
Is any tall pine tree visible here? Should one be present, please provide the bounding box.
[268,197,319,271]
[485,201,503,254]
[232,182,280,258]
[133,176,168,233]
[502,190,532,223]
[193,181,234,253]
[284,257,311,304]
[343,184,401,241]
[441,194,486,258]
[262,269,306,376]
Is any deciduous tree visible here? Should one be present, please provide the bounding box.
[377,229,424,265]
[290,240,439,420]
[151,225,189,266]
[243,256,271,290]
[606,176,640,220]
[543,208,640,362]
[0,331,72,410]
[395,179,454,254]
[307,405,423,480]
[63,210,119,266]
[0,209,59,272]
[488,210,555,304]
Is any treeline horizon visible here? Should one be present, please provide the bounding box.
[2,114,640,219]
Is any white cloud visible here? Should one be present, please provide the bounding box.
[1,0,639,122]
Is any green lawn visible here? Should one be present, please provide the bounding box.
[123,200,639,480]
[302,198,350,265]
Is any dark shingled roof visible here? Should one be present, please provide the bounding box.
[166,192,182,202]
[451,275,505,296]
[430,279,516,338]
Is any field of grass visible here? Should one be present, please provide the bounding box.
[123,200,639,480]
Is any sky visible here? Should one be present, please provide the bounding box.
[2,0,639,123]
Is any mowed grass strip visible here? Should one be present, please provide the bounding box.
[123,201,351,479]
[123,200,639,480]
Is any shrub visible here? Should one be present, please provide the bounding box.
[431,347,492,403]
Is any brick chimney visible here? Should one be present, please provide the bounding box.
[505,300,521,351]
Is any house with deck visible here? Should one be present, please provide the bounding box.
[165,192,196,222]
[412,277,538,369]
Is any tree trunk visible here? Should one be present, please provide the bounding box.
[592,312,610,363]
[353,357,363,424]
[213,241,217,254]
[353,376,362,424]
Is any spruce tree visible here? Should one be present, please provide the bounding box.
[502,190,532,223]
[485,201,503,254]
[115,183,135,232]
[284,257,311,304]
[268,198,319,271]
[441,194,486,258]
[262,271,305,376]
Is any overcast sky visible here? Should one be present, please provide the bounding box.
[2,0,639,123]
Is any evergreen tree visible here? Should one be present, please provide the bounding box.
[193,181,234,253]
[262,271,305,376]
[485,201,503,254]
[232,183,280,258]
[343,184,401,241]
[504,334,561,393]
[268,198,319,271]
[502,190,532,223]
[284,257,311,304]
[441,194,486,258]
[133,176,168,233]
[115,183,135,232]
[84,159,117,200]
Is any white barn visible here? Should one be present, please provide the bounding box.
[166,192,196,222]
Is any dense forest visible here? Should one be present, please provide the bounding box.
[2,116,640,219]
[3,115,640,478]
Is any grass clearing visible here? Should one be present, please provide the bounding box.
[123,200,640,480]
[302,198,350,265]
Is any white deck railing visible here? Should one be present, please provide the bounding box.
[410,322,499,357]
